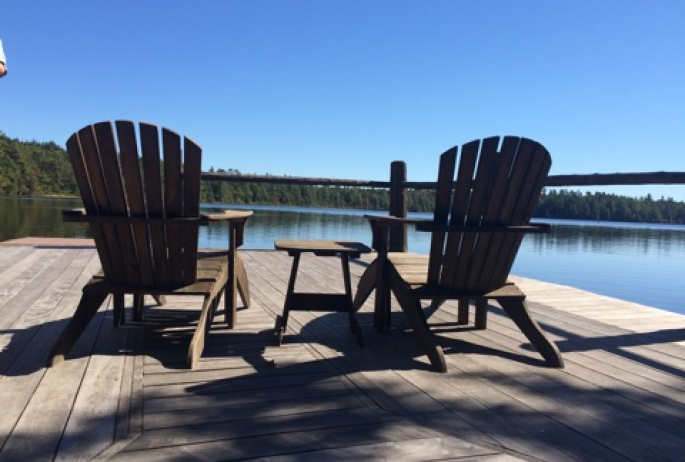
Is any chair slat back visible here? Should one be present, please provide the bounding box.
[66,121,202,288]
[428,137,551,293]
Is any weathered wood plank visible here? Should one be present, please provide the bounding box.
[344,328,616,460]
[0,249,94,373]
[143,360,331,387]
[0,359,93,461]
[483,305,685,396]
[144,392,368,430]
[144,380,354,414]
[0,250,102,452]
[0,245,33,274]
[108,419,456,462]
[121,407,402,451]
[441,304,685,399]
[144,346,313,373]
[418,298,685,458]
[1,246,684,462]
[303,315,580,459]
[0,248,70,329]
[258,436,518,462]
[53,323,130,461]
[143,370,341,401]
[0,304,113,461]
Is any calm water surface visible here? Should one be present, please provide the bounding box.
[2,197,683,315]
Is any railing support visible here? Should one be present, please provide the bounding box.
[389,161,408,252]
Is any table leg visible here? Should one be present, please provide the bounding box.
[341,255,363,346]
[226,222,238,328]
[374,252,391,331]
[275,252,301,345]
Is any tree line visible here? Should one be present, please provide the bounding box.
[1,132,684,224]
[0,132,78,196]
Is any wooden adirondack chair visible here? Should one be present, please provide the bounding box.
[48,121,252,369]
[354,136,564,372]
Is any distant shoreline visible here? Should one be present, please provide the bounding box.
[2,193,685,225]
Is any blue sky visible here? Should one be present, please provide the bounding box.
[2,1,684,200]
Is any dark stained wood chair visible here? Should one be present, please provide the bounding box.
[48,121,252,369]
[354,136,564,372]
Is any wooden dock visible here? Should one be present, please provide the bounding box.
[1,239,684,461]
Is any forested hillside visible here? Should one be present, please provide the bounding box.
[1,132,684,223]
[0,133,78,196]
[536,190,685,224]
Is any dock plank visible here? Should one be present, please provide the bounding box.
[1,245,684,461]
[0,248,71,329]
[107,419,480,462]
[0,249,102,453]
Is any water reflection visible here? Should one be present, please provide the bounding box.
[514,220,685,314]
[1,197,683,314]
[0,196,88,241]
[201,205,375,249]
[524,221,685,257]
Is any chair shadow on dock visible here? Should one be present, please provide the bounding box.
[3,283,685,461]
[0,311,129,377]
[132,302,685,462]
[430,299,685,379]
[3,292,683,378]
[538,319,685,378]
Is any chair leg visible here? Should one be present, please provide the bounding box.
[225,254,238,329]
[48,290,109,366]
[341,255,364,346]
[225,284,237,329]
[388,265,447,372]
[153,295,167,306]
[236,252,251,309]
[275,252,301,343]
[133,294,145,321]
[113,293,125,327]
[353,258,378,311]
[457,298,469,325]
[475,299,488,329]
[497,296,564,368]
[187,292,219,369]
[225,224,249,327]
[374,256,392,331]
[223,254,250,329]
[429,298,447,311]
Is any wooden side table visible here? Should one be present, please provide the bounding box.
[274,239,372,346]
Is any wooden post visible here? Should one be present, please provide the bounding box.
[389,161,407,252]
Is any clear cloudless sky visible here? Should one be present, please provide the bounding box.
[1,1,684,200]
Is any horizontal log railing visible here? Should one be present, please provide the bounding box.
[201,172,389,188]
[202,170,685,189]
[201,164,685,251]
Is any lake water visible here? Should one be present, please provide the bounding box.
[2,196,684,315]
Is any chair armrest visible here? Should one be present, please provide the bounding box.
[64,208,253,229]
[364,214,430,227]
[63,210,206,225]
[62,208,87,222]
[415,221,551,234]
[363,215,430,252]
[200,209,253,224]
[201,209,253,248]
